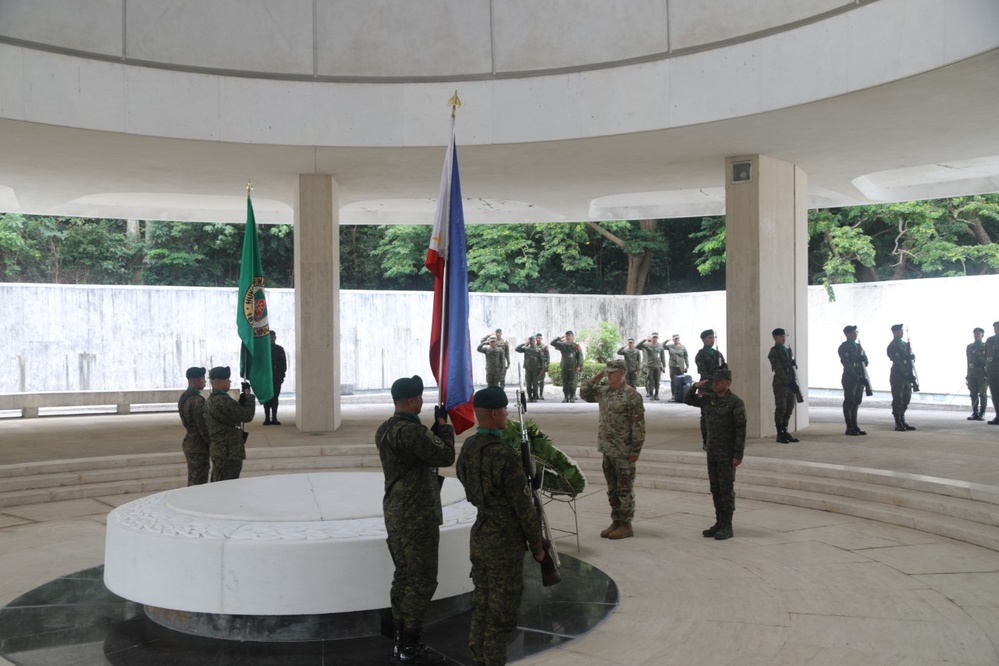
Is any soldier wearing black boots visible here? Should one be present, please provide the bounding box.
[768,328,800,443]
[966,327,988,421]
[887,324,917,432]
[838,325,869,436]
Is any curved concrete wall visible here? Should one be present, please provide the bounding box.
[0,275,993,400]
[1,0,997,146]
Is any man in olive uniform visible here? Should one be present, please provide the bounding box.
[477,335,507,387]
[887,324,917,431]
[987,321,999,425]
[535,334,550,400]
[493,328,511,388]
[580,359,645,540]
[616,338,642,388]
[839,325,869,436]
[375,375,455,666]
[667,334,689,380]
[456,387,545,666]
[178,366,211,485]
[636,333,666,400]
[694,329,728,449]
[552,331,584,403]
[205,366,255,482]
[263,330,287,425]
[967,327,988,421]
[767,328,800,443]
[515,336,542,401]
[683,368,746,541]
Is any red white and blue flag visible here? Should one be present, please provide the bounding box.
[426,127,475,434]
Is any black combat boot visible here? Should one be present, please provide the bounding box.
[901,417,916,431]
[975,410,985,421]
[893,415,906,432]
[775,425,790,443]
[397,628,446,665]
[713,514,734,541]
[392,620,405,661]
[969,411,979,420]
[783,427,799,443]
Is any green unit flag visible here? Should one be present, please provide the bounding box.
[238,195,274,404]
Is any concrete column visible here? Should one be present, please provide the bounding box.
[724,155,809,439]
[294,175,340,432]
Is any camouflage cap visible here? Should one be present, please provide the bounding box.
[535,333,543,337]
[772,328,786,336]
[700,329,714,339]
[627,337,634,342]
[843,325,858,334]
[672,334,679,339]
[208,366,231,380]
[186,366,206,379]
[605,359,626,372]
[891,323,903,332]
[390,375,423,399]
[473,386,508,409]
[712,368,732,381]
[651,332,659,337]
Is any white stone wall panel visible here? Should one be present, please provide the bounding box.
[0,0,124,56]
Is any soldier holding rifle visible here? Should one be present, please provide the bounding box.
[456,387,545,666]
[838,325,871,436]
[767,327,801,443]
[887,324,918,431]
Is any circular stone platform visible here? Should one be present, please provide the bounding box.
[104,472,477,627]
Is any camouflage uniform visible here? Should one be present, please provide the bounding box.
[551,338,584,402]
[579,374,645,526]
[456,428,543,666]
[375,411,456,634]
[839,339,869,434]
[887,336,915,428]
[683,384,746,529]
[636,339,665,399]
[515,341,542,400]
[987,328,999,424]
[477,342,507,387]
[537,341,550,399]
[667,342,689,379]
[694,346,727,447]
[616,345,642,388]
[767,344,797,436]
[178,387,211,485]
[495,338,511,388]
[205,389,255,482]
[967,337,988,419]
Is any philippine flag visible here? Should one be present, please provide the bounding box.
[425,128,476,434]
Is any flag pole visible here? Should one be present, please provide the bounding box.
[436,93,461,406]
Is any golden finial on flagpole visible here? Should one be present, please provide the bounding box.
[246,181,253,194]
[448,90,462,118]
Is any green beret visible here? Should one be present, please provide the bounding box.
[605,359,626,372]
[565,330,574,336]
[391,375,424,399]
[186,367,206,379]
[208,366,231,380]
[891,324,903,332]
[772,328,786,336]
[700,329,714,339]
[974,327,985,334]
[473,387,508,409]
[712,368,732,381]
[843,325,858,334]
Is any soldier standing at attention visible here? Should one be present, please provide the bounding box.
[694,329,727,449]
[887,324,917,431]
[636,332,666,400]
[987,321,999,425]
[205,366,255,482]
[535,333,550,400]
[967,327,988,421]
[515,336,542,401]
[178,366,211,485]
[476,335,507,388]
[667,334,689,381]
[456,387,545,666]
[552,330,584,403]
[767,328,800,443]
[616,338,642,388]
[580,359,645,540]
[493,328,511,387]
[263,330,287,425]
[839,325,869,436]
[375,375,455,665]
[683,368,746,541]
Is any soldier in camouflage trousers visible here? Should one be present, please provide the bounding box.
[477,335,507,387]
[552,331,584,402]
[456,387,545,666]
[204,366,255,482]
[636,333,666,400]
[683,368,746,541]
[887,324,917,431]
[535,334,550,400]
[767,328,800,444]
[580,359,645,540]
[515,337,542,401]
[616,338,642,388]
[839,325,869,436]
[376,375,455,666]
[178,366,211,485]
[987,321,999,425]
[967,327,988,421]
[694,329,727,449]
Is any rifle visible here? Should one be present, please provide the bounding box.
[906,330,920,392]
[782,348,805,404]
[516,365,561,587]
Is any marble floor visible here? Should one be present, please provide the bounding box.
[1,396,998,665]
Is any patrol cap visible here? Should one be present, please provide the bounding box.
[605,359,626,373]
[890,324,903,332]
[712,368,732,381]
[208,366,231,380]
[843,325,858,334]
[672,334,679,339]
[993,321,999,327]
[627,337,634,342]
[487,335,497,342]
[186,366,206,379]
[772,328,786,336]
[534,333,543,337]
[651,332,659,337]
[565,330,574,335]
[495,328,502,333]
[473,386,508,409]
[974,327,985,334]
[700,329,714,339]
[391,375,424,399]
